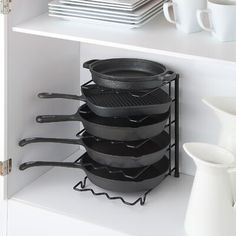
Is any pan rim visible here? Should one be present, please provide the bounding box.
[83,155,170,182]
[80,104,170,127]
[83,130,170,159]
[88,58,168,81]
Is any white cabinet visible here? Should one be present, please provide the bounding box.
[1,1,236,236]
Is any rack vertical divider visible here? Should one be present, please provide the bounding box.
[73,74,180,206]
[167,74,180,178]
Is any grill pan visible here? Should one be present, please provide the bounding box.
[19,131,170,168]
[38,84,171,117]
[37,104,170,141]
[83,58,176,90]
[19,153,169,193]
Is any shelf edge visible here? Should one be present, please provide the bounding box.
[12,26,236,67]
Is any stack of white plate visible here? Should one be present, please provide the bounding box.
[48,0,163,28]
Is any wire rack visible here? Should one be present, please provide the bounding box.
[73,75,180,206]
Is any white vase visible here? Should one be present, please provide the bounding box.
[202,97,236,198]
[183,143,236,236]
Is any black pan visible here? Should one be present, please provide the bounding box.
[83,58,176,90]
[19,131,170,168]
[37,104,170,141]
[38,84,172,117]
[19,152,169,193]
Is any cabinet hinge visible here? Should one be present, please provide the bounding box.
[0,0,11,15]
[0,159,12,176]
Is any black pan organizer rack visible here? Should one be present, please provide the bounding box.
[73,75,180,206]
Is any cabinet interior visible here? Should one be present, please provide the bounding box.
[8,37,236,198]
[4,1,236,234]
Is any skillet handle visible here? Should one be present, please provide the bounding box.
[36,114,81,123]
[38,93,86,102]
[19,161,82,171]
[19,137,83,147]
[83,59,99,69]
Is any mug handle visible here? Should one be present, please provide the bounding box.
[163,2,176,24]
[197,9,214,32]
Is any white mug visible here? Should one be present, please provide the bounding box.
[163,0,207,34]
[197,0,236,42]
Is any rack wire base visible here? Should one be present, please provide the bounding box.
[73,175,169,206]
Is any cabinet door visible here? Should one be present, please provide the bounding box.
[0,11,8,236]
[0,12,7,200]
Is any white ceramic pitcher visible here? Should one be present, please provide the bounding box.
[202,97,236,199]
[183,143,236,236]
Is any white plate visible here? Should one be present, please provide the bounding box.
[60,0,147,7]
[59,0,150,11]
[48,5,163,21]
[49,7,162,25]
[59,0,149,11]
[49,5,162,23]
[49,9,161,28]
[67,0,145,6]
[49,0,163,17]
[49,6,162,23]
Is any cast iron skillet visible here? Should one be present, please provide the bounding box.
[83,58,176,90]
[38,84,172,117]
[19,153,169,193]
[19,131,170,168]
[37,104,170,141]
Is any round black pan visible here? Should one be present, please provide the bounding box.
[38,84,172,117]
[37,104,170,141]
[19,131,170,168]
[19,153,169,193]
[83,58,176,90]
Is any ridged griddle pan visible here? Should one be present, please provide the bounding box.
[39,84,172,117]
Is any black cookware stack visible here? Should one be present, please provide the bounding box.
[19,58,179,206]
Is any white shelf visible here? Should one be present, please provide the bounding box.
[11,150,192,236]
[13,13,236,65]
